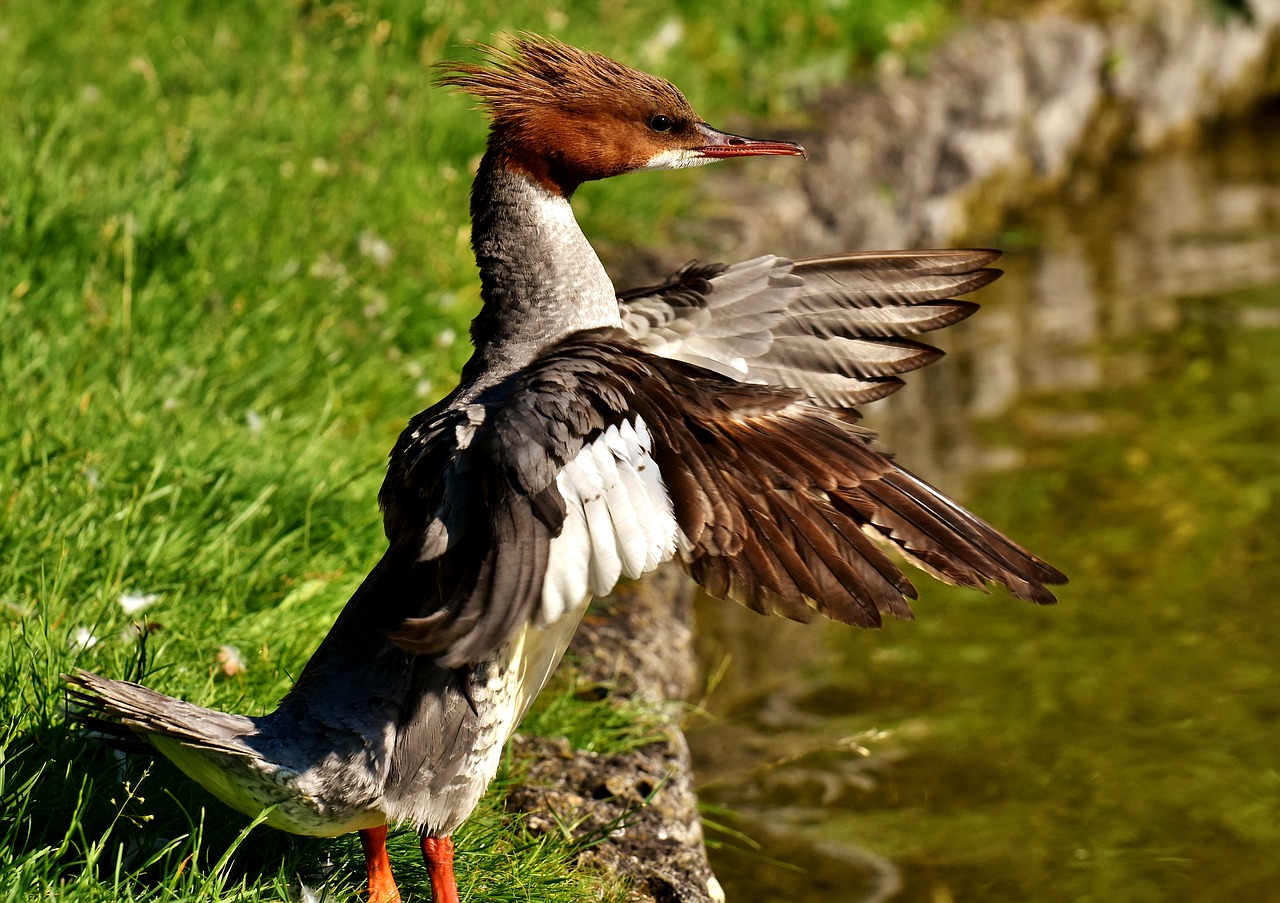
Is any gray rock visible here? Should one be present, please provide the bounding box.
[507,565,720,902]
[712,1,1280,256]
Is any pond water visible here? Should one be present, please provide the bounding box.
[687,109,1280,903]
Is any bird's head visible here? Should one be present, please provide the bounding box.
[437,35,806,196]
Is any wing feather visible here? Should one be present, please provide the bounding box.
[378,327,1063,668]
[620,249,999,409]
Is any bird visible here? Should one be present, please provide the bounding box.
[65,35,1066,903]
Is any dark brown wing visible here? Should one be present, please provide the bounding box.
[378,338,662,668]
[377,328,1062,667]
[625,347,1064,627]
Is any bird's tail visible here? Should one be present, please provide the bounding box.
[64,669,258,758]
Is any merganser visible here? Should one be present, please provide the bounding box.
[66,36,1065,903]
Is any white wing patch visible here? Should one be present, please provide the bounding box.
[540,418,678,625]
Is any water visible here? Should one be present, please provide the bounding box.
[687,109,1280,903]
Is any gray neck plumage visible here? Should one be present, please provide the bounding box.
[462,154,621,384]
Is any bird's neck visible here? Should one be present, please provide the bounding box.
[462,152,621,383]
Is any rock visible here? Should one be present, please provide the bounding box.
[509,732,722,903]
[570,565,698,705]
[711,0,1280,256]
[507,564,720,902]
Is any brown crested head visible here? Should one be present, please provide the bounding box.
[437,35,805,196]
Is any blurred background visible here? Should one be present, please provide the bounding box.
[690,108,1280,903]
[3,1,1278,901]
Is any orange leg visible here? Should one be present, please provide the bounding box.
[421,835,461,903]
[359,825,402,903]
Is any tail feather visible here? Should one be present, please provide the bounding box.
[64,670,257,758]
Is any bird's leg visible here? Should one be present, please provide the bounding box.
[420,835,461,903]
[359,825,402,903]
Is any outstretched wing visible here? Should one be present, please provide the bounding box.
[636,357,1064,625]
[379,329,1063,668]
[378,343,681,668]
[620,249,998,408]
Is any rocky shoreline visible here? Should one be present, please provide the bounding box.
[509,566,723,901]
[723,0,1280,258]
[509,3,1280,900]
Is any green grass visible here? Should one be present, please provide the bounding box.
[1,0,1025,899]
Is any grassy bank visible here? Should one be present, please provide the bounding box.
[3,1,995,899]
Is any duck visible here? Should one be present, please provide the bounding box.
[66,35,1065,903]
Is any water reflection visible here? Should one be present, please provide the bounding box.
[688,110,1280,902]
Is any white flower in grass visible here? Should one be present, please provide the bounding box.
[297,882,337,903]
[309,253,350,284]
[245,409,264,434]
[71,627,99,651]
[119,592,159,615]
[2,600,33,620]
[362,290,388,318]
[358,230,395,267]
[217,645,247,677]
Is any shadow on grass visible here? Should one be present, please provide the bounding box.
[1,666,371,900]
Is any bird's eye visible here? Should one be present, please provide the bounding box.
[648,115,675,133]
